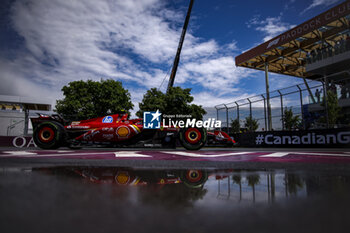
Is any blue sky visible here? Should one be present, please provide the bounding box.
[0,0,343,116]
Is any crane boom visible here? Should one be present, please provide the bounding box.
[166,0,194,93]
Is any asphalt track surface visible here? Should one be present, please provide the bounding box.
[1,146,350,170]
[2,147,350,233]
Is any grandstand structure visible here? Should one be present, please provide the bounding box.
[233,0,350,131]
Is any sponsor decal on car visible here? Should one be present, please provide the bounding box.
[67,125,90,129]
[83,130,100,140]
[102,134,114,140]
[215,132,225,140]
[116,126,130,137]
[102,127,114,132]
[102,116,113,123]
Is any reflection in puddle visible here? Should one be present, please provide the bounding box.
[206,171,307,204]
[2,166,350,232]
[15,167,348,205]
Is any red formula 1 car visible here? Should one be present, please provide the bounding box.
[207,130,236,147]
[31,113,235,150]
[71,167,209,189]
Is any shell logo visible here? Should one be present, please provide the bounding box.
[116,126,130,137]
[115,171,130,185]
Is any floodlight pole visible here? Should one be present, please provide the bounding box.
[264,63,272,131]
[261,95,267,131]
[167,0,194,93]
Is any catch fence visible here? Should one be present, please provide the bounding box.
[215,76,350,134]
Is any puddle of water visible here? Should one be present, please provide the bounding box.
[1,166,350,233]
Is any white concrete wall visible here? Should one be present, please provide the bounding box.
[0,110,26,136]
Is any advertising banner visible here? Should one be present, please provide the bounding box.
[233,128,350,148]
[0,136,36,148]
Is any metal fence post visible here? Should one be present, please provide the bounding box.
[235,102,239,122]
[215,106,219,121]
[303,78,316,104]
[297,85,304,129]
[224,104,229,134]
[247,98,252,119]
[277,90,284,130]
[323,76,330,128]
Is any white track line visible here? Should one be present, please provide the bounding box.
[0,151,115,157]
[1,150,350,159]
[260,152,350,158]
[162,151,254,157]
[114,151,151,158]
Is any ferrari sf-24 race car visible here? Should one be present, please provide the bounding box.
[31,113,235,150]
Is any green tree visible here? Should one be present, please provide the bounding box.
[231,118,240,133]
[324,90,341,127]
[55,79,133,120]
[136,87,206,119]
[285,174,303,195]
[244,116,259,132]
[247,174,260,203]
[232,174,242,201]
[283,107,300,130]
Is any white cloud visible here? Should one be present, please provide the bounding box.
[192,91,252,108]
[225,41,239,51]
[301,0,340,14]
[284,0,296,10]
[247,15,295,42]
[176,56,257,94]
[0,0,180,99]
[0,58,61,107]
[1,0,258,114]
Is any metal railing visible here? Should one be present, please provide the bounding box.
[215,76,350,134]
[306,38,350,64]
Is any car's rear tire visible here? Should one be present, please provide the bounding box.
[179,127,207,150]
[33,121,66,149]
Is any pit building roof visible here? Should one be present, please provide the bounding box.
[235,0,350,79]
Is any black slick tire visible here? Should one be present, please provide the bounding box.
[33,121,66,149]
